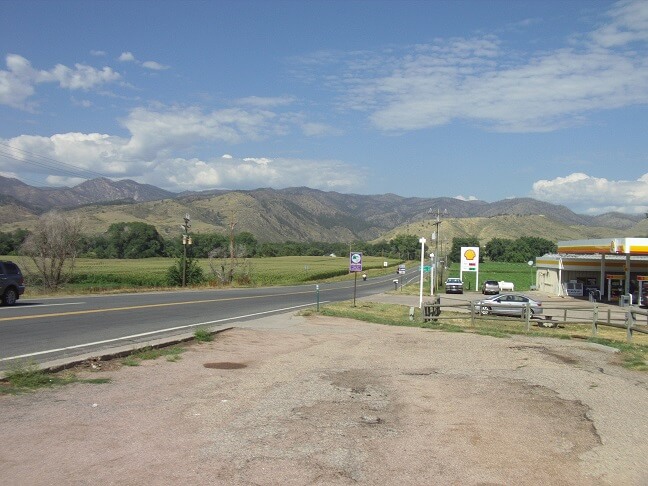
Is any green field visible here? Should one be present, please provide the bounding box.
[446,261,537,291]
[5,254,539,295]
[8,255,401,294]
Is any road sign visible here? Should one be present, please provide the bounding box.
[349,252,363,272]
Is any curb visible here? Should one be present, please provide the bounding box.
[1,326,234,380]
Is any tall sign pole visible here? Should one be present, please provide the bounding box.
[349,251,363,307]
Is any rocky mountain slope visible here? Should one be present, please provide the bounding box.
[0,177,644,243]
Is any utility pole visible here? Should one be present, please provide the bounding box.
[181,213,192,287]
[429,208,445,293]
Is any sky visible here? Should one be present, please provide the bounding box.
[1,0,647,216]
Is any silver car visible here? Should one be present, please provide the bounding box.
[481,280,500,295]
[475,293,542,317]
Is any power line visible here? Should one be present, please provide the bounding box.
[0,141,108,181]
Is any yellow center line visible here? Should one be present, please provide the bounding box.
[0,290,316,322]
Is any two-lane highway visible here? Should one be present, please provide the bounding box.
[1,269,418,369]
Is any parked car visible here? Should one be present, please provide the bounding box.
[475,293,542,317]
[445,277,464,294]
[0,260,25,306]
[481,280,500,295]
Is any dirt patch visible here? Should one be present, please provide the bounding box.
[1,314,647,485]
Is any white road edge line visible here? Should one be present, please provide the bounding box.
[0,302,86,311]
[1,301,328,362]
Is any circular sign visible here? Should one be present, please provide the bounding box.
[351,253,362,264]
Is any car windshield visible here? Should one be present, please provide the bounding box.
[447,279,461,283]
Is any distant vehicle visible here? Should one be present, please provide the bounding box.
[0,260,25,306]
[445,277,464,294]
[481,280,500,295]
[397,264,406,275]
[475,293,543,317]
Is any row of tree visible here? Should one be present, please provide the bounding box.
[1,224,424,260]
[449,236,557,264]
[2,213,558,291]
[1,223,557,263]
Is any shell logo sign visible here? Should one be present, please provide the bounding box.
[461,246,480,272]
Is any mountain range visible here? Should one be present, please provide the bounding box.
[0,175,645,243]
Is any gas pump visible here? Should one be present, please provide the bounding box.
[638,276,648,307]
[606,274,625,302]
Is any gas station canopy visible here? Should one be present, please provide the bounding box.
[536,238,648,305]
[557,238,648,256]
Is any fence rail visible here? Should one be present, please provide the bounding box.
[422,300,648,342]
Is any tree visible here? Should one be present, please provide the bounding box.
[208,244,252,285]
[167,256,205,286]
[484,238,513,261]
[20,212,83,290]
[390,234,419,260]
[0,229,29,255]
[103,222,165,259]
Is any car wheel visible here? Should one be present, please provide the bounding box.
[3,288,18,306]
[480,306,490,315]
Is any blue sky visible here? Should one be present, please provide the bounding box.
[1,0,647,215]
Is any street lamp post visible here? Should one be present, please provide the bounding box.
[430,253,435,296]
[419,237,426,308]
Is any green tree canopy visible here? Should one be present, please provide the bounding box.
[103,222,166,259]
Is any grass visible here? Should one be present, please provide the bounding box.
[0,361,110,395]
[399,261,538,295]
[194,328,214,342]
[11,255,401,294]
[317,300,648,372]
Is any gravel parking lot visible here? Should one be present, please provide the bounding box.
[1,303,648,485]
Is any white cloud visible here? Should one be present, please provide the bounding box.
[119,52,136,62]
[454,195,478,201]
[1,133,132,177]
[152,155,357,192]
[121,105,284,158]
[301,122,342,137]
[1,125,358,194]
[48,63,120,90]
[313,1,648,133]
[142,60,169,70]
[118,52,169,71]
[591,0,648,47]
[531,172,648,214]
[90,50,106,57]
[0,54,121,109]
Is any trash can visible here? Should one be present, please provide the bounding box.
[619,295,630,307]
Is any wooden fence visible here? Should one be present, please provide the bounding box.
[422,300,648,343]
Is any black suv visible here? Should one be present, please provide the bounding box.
[0,260,25,306]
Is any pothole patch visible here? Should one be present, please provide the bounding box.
[203,362,247,369]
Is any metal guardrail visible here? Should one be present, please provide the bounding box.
[421,300,648,342]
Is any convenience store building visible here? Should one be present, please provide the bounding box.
[535,238,648,306]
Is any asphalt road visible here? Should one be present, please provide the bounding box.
[0,269,416,370]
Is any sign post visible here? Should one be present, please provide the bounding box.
[349,252,363,307]
[419,238,426,308]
